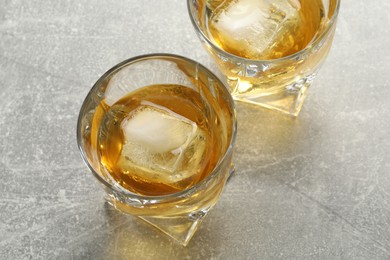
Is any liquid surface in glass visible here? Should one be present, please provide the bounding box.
[94,84,222,196]
[203,0,326,60]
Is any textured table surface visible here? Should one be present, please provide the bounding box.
[1,1,390,259]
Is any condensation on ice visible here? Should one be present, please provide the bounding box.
[118,101,206,183]
[212,0,301,55]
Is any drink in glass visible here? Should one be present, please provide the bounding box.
[77,54,236,245]
[188,0,341,116]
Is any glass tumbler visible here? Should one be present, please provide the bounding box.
[188,0,341,116]
[77,54,237,246]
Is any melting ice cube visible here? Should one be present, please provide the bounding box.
[211,0,301,58]
[122,102,196,154]
[118,101,206,183]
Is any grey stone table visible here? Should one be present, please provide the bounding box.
[1,1,389,259]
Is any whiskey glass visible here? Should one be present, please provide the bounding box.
[188,0,341,116]
[77,54,236,245]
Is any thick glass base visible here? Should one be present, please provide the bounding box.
[227,76,314,117]
[139,211,207,246]
[105,197,209,246]
[103,164,235,246]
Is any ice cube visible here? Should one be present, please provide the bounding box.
[211,0,301,58]
[118,101,206,183]
[121,101,196,154]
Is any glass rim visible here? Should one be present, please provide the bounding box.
[76,53,237,202]
[187,0,341,64]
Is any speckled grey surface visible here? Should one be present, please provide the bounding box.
[1,0,390,259]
